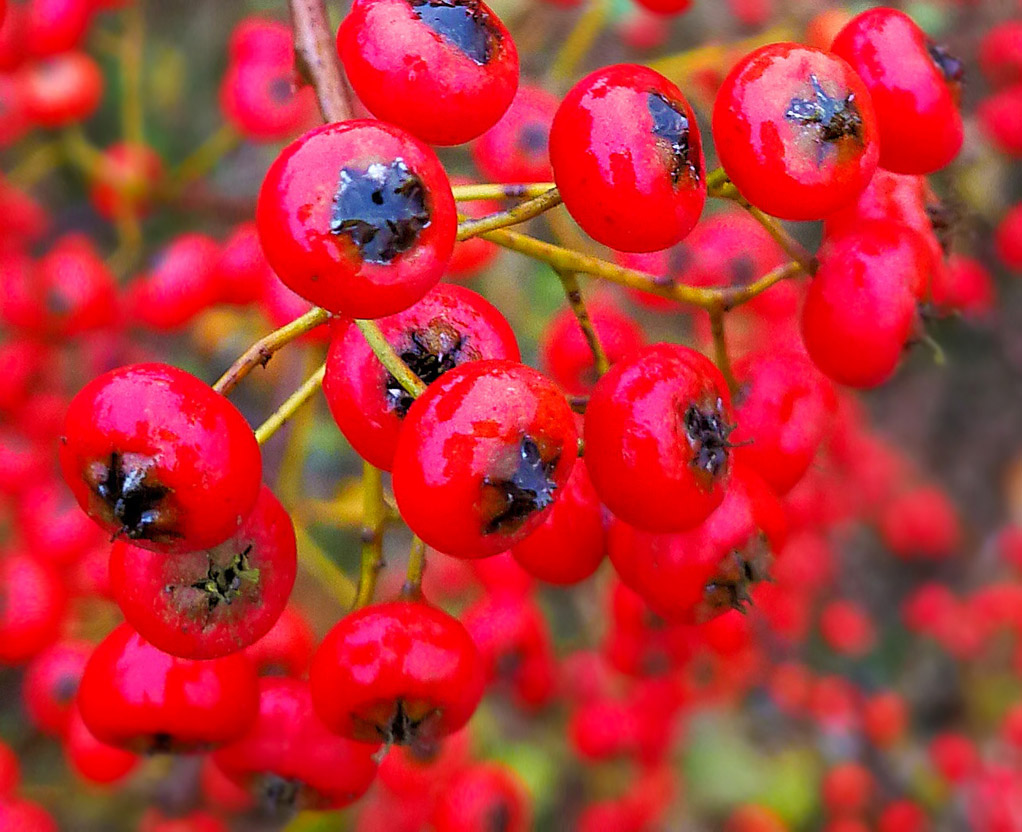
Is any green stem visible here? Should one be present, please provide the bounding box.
[254,364,325,445]
[354,319,426,398]
[555,269,610,376]
[457,188,562,241]
[354,463,386,609]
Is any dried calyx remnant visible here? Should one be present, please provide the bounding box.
[331,159,431,264]
[385,323,477,417]
[191,544,258,611]
[786,74,863,150]
[684,398,735,480]
[88,451,175,542]
[928,42,965,86]
[480,437,560,535]
[408,0,495,65]
[648,91,701,186]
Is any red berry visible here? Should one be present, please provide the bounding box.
[59,363,263,553]
[0,741,19,797]
[22,639,91,737]
[219,55,317,142]
[877,484,961,560]
[89,142,164,220]
[65,704,139,786]
[20,52,103,127]
[539,298,646,397]
[337,0,519,146]
[324,284,520,470]
[929,732,979,784]
[0,798,57,832]
[309,600,485,747]
[931,254,995,320]
[430,764,531,832]
[213,222,275,306]
[862,691,908,748]
[584,343,733,532]
[819,600,875,656]
[109,486,297,660]
[878,801,928,832]
[713,43,879,220]
[980,21,1022,87]
[0,552,67,665]
[511,457,606,585]
[212,678,378,811]
[128,233,221,331]
[996,203,1022,271]
[831,8,963,174]
[228,17,293,65]
[471,84,557,184]
[392,359,577,558]
[550,64,706,252]
[822,762,873,817]
[978,83,1022,157]
[243,604,316,678]
[23,0,93,58]
[257,120,457,318]
[77,623,259,753]
[731,349,836,495]
[801,222,929,388]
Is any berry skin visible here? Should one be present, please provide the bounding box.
[337,0,519,146]
[996,203,1022,271]
[801,222,930,389]
[229,18,294,65]
[393,359,577,558]
[323,284,520,471]
[20,52,103,128]
[877,484,961,560]
[66,704,139,786]
[821,762,873,817]
[980,21,1022,87]
[21,639,91,737]
[470,84,557,184]
[77,623,260,753]
[713,43,879,220]
[978,83,1022,157]
[109,486,297,660]
[212,678,378,812]
[831,8,963,174]
[243,605,316,678]
[0,741,18,796]
[550,64,706,252]
[0,552,67,665]
[511,457,606,585]
[23,0,93,58]
[584,343,733,533]
[430,764,531,832]
[931,255,995,321]
[128,233,221,331]
[731,349,836,495]
[309,601,485,748]
[88,141,164,221]
[59,363,263,554]
[213,222,276,306]
[0,799,58,832]
[219,55,317,142]
[257,120,457,318]
[539,299,647,397]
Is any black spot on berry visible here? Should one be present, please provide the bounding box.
[409,0,495,65]
[481,437,559,535]
[928,42,964,86]
[191,544,257,611]
[648,92,701,186]
[786,74,863,161]
[90,452,175,542]
[331,159,431,264]
[385,323,471,417]
[518,122,548,154]
[683,399,735,478]
[268,76,294,104]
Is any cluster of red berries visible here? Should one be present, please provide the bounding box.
[2,0,1022,829]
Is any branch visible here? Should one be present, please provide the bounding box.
[354,319,426,398]
[555,269,609,376]
[289,0,357,123]
[254,363,326,445]
[354,463,386,609]
[456,187,562,241]
[452,182,557,202]
[708,306,738,395]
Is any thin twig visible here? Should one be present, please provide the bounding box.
[456,188,562,241]
[555,269,609,376]
[452,182,557,202]
[289,0,357,122]
[254,364,326,445]
[213,307,330,395]
[708,306,738,395]
[547,0,609,85]
[354,319,426,398]
[354,463,386,609]
[401,536,427,601]
[121,2,145,146]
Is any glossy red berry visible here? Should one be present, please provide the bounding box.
[244,604,316,678]
[584,343,733,533]
[831,8,963,174]
[0,552,67,665]
[430,764,531,832]
[257,120,456,318]
[59,363,263,553]
[731,349,836,495]
[713,43,879,220]
[219,54,316,142]
[801,222,929,388]
[77,623,259,753]
[309,600,485,747]
[324,284,520,470]
[550,64,706,252]
[539,298,646,396]
[128,234,221,331]
[20,52,103,127]
[24,0,93,58]
[511,457,605,585]
[392,359,577,558]
[337,0,519,146]
[212,678,378,812]
[110,486,297,660]
[471,84,557,184]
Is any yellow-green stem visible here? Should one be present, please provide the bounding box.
[452,182,557,202]
[254,364,325,445]
[120,3,145,146]
[709,306,738,395]
[555,269,610,376]
[295,522,356,607]
[354,463,386,609]
[214,307,331,395]
[354,319,426,398]
[457,188,562,241]
[547,0,609,84]
[402,537,427,601]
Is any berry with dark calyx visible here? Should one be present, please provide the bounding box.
[430,763,531,832]
[712,42,878,220]
[584,343,733,533]
[337,0,519,146]
[257,120,456,318]
[109,486,297,660]
[392,359,577,558]
[77,623,259,754]
[59,363,262,554]
[550,64,706,252]
[309,600,484,748]
[471,84,557,184]
[831,8,964,174]
[323,284,520,471]
[212,678,378,814]
[219,52,316,142]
